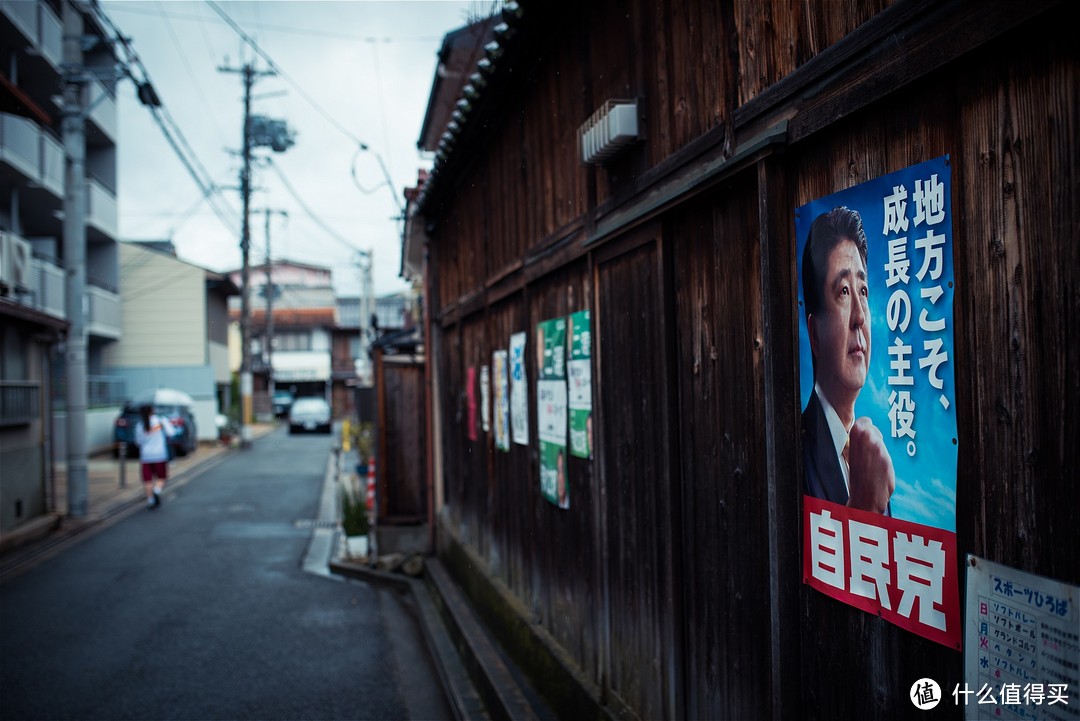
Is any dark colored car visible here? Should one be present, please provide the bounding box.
[114,388,198,458]
[272,389,294,417]
[288,397,332,434]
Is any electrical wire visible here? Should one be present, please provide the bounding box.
[266,158,366,256]
[157,0,227,144]
[89,4,241,235]
[107,4,443,43]
[206,0,360,146]
[204,0,404,213]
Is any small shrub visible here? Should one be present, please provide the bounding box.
[340,485,369,537]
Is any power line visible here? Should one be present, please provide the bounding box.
[204,0,404,212]
[107,4,443,43]
[157,0,227,144]
[205,0,362,147]
[266,158,362,255]
[88,4,241,235]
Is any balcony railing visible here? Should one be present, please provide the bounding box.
[32,254,65,319]
[85,77,117,141]
[40,132,63,197]
[1,0,37,44]
[88,375,126,408]
[0,113,64,200]
[86,283,121,339]
[0,381,40,427]
[0,112,40,181]
[86,178,118,239]
[51,375,126,411]
[38,2,62,69]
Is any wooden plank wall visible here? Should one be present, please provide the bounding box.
[376,355,427,521]
[670,176,774,720]
[426,1,1078,719]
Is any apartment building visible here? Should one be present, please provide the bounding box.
[1,0,122,533]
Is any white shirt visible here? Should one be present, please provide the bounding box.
[135,415,176,463]
[814,383,851,494]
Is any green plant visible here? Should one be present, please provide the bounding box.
[340,485,369,537]
[351,421,375,460]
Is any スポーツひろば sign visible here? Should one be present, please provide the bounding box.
[796,156,960,649]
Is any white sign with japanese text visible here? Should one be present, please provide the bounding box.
[963,556,1078,720]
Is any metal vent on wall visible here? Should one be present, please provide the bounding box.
[579,99,639,165]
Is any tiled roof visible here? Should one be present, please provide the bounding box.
[415,0,527,217]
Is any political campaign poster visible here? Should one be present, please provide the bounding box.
[567,309,593,460]
[493,350,510,452]
[796,155,960,649]
[537,317,568,509]
[509,332,529,446]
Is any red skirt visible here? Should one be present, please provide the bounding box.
[141,462,168,482]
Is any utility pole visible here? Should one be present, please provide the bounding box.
[259,208,287,397]
[220,62,275,447]
[356,250,373,385]
[61,0,88,516]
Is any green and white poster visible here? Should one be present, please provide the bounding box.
[536,317,568,509]
[567,310,592,460]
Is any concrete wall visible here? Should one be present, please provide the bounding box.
[51,408,120,460]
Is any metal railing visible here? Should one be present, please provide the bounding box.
[0,381,40,427]
[88,375,127,408]
[51,375,126,411]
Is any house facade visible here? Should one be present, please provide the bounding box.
[1,0,122,533]
[103,241,237,442]
[408,2,1078,719]
[229,260,336,416]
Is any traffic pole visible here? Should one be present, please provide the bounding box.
[366,456,375,514]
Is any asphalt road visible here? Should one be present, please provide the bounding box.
[0,427,452,721]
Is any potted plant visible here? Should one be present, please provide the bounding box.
[340,484,370,559]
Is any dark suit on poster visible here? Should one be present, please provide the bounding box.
[802,389,892,515]
[801,389,849,506]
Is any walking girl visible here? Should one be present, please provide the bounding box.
[135,404,175,509]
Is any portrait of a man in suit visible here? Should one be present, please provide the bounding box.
[800,206,895,514]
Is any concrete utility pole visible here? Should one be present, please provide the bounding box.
[259,208,287,397]
[219,62,275,447]
[62,0,88,517]
[355,250,373,385]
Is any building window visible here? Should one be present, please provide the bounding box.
[275,332,311,351]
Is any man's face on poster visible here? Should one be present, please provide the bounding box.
[810,238,871,405]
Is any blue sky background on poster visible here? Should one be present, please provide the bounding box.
[796,156,957,531]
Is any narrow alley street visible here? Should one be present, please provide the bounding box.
[0,428,452,721]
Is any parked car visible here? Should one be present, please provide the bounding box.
[271,389,294,417]
[114,388,198,458]
[288,397,332,434]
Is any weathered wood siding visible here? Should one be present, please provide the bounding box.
[375,353,427,521]
[424,1,1078,718]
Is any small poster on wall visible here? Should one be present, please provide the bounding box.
[509,332,529,446]
[493,350,510,452]
[536,317,568,509]
[567,309,593,460]
[480,365,491,434]
[962,555,1078,719]
[466,366,477,442]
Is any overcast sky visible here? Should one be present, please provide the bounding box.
[99,0,492,297]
